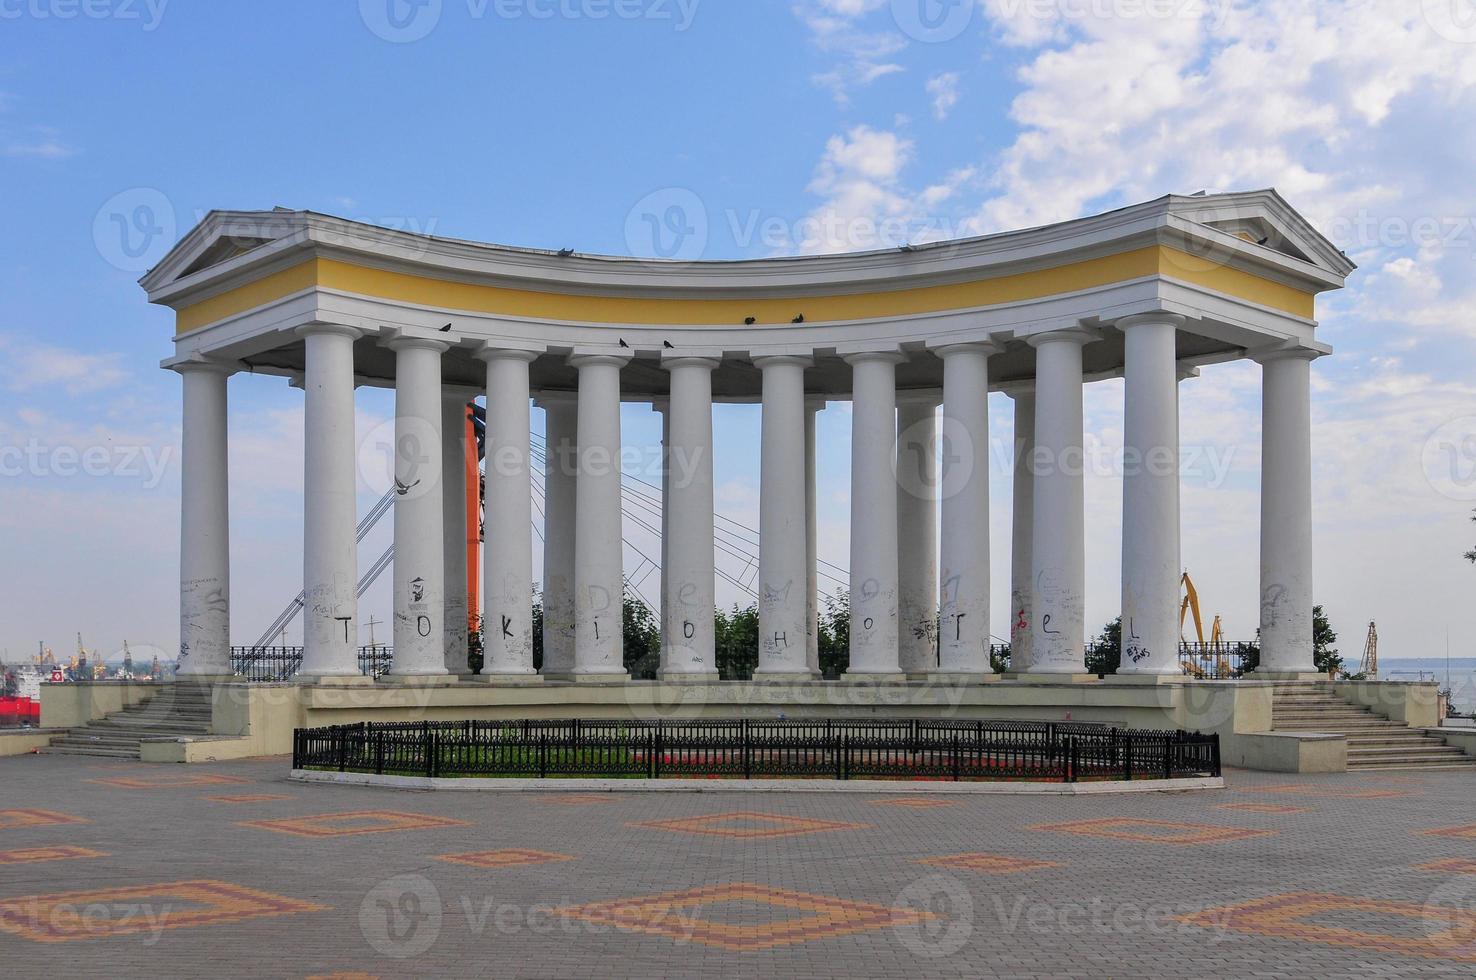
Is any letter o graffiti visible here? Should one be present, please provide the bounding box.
[417,616,432,638]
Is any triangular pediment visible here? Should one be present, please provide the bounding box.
[1167,190,1356,278]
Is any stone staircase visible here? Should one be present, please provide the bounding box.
[1272,683,1476,771]
[42,684,214,759]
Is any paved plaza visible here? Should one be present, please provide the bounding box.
[2,755,1476,978]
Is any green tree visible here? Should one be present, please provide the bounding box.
[622,588,662,679]
[1313,604,1342,675]
[817,590,850,678]
[1086,617,1122,675]
[714,604,760,679]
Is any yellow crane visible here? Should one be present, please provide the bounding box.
[1179,572,1230,678]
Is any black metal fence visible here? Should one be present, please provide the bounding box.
[1178,643,1258,680]
[293,719,1220,783]
[230,646,393,682]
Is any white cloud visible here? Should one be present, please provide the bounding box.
[927,71,962,119]
[0,335,128,393]
[794,0,907,104]
[3,126,75,159]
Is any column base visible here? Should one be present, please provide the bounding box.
[752,671,821,683]
[475,673,544,686]
[916,672,1001,685]
[656,670,722,683]
[1106,673,1193,685]
[542,671,632,684]
[383,674,460,687]
[840,670,907,683]
[1248,669,1326,681]
[1001,672,1102,684]
[297,674,376,687]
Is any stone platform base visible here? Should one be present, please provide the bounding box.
[291,769,1224,795]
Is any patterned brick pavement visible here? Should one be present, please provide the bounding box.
[2,753,1475,978]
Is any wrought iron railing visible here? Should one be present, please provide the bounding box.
[1178,642,1258,679]
[229,646,394,682]
[293,719,1220,783]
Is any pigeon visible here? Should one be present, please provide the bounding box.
[663,341,675,349]
[438,323,453,332]
[792,314,805,324]
[619,338,630,349]
[557,247,575,257]
[744,317,757,325]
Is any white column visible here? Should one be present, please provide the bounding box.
[480,348,539,681]
[754,355,813,678]
[805,399,823,674]
[937,344,998,678]
[1118,314,1184,675]
[538,393,578,677]
[657,402,670,655]
[176,361,233,678]
[441,392,472,675]
[1008,388,1035,672]
[386,335,450,679]
[1028,328,1094,675]
[845,351,904,677]
[897,393,940,676]
[1255,346,1319,674]
[298,324,363,679]
[660,357,720,678]
[570,354,630,679]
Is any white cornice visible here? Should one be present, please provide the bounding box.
[141,190,1356,311]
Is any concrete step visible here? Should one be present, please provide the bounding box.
[1346,736,1454,748]
[86,722,211,736]
[1354,762,1476,771]
[1349,755,1475,768]
[39,745,140,759]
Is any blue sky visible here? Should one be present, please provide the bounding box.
[3,1,1476,672]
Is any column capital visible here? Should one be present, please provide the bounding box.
[1249,339,1329,365]
[1025,325,1101,349]
[295,321,364,342]
[752,354,813,370]
[1176,362,1201,383]
[474,343,541,364]
[805,395,828,413]
[841,349,906,367]
[933,340,1005,359]
[1115,312,1187,332]
[166,352,242,376]
[381,328,451,354]
[567,351,631,370]
[661,355,721,372]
